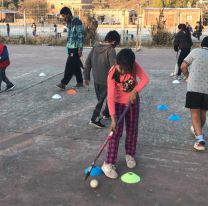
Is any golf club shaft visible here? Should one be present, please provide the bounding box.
[85,102,131,181]
[93,102,131,162]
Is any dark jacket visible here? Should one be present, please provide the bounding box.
[0,43,10,69]
[84,42,116,85]
[173,31,193,52]
[66,16,84,50]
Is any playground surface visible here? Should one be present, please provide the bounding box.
[0,45,207,206]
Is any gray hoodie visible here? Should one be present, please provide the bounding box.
[84,42,116,85]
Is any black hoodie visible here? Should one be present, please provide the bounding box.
[173,30,193,52]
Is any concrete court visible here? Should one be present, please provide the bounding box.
[0,45,208,206]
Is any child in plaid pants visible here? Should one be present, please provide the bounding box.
[102,48,149,179]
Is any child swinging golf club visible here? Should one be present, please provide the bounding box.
[102,48,149,179]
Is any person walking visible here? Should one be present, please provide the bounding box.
[0,39,15,92]
[84,30,120,128]
[173,23,193,80]
[56,7,84,90]
[181,36,208,151]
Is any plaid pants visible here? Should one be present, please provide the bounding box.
[106,97,140,164]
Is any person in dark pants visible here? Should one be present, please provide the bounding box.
[193,22,204,40]
[174,24,193,80]
[61,48,83,86]
[84,31,120,128]
[6,23,10,37]
[56,7,84,90]
[0,40,14,92]
[31,23,36,37]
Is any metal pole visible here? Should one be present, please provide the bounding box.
[136,3,142,52]
[121,10,125,45]
[24,9,27,43]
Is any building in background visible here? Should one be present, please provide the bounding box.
[143,8,201,31]
[47,0,93,16]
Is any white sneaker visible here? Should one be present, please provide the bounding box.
[101,162,118,179]
[190,126,196,137]
[125,155,136,168]
[170,72,176,77]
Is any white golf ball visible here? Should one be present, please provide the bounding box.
[90,179,99,188]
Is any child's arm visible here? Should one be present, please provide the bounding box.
[129,62,149,103]
[108,48,116,68]
[107,67,116,117]
[107,67,117,131]
[83,48,93,85]
[134,62,149,93]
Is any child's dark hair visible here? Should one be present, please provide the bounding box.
[104,30,120,46]
[201,36,208,47]
[60,7,72,16]
[116,48,135,73]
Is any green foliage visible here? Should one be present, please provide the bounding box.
[4,0,20,9]
[83,14,98,46]
[149,0,198,8]
[152,29,173,45]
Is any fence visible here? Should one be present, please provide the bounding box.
[0,7,204,46]
[0,9,65,39]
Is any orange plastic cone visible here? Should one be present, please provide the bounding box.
[67,89,77,95]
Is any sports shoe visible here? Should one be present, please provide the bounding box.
[190,126,196,137]
[170,72,176,77]
[194,135,206,151]
[125,154,136,168]
[89,120,105,129]
[101,162,118,179]
[178,75,186,81]
[5,84,15,91]
[75,83,84,88]
[102,114,111,120]
[56,83,66,90]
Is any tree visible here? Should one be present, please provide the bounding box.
[4,0,21,9]
[148,0,198,7]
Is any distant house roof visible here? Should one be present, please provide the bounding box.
[143,8,201,10]
[0,9,18,14]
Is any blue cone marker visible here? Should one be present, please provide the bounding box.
[157,104,169,111]
[84,166,103,177]
[168,114,181,121]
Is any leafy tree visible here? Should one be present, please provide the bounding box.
[3,0,20,9]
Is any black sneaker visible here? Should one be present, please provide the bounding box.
[75,83,84,88]
[89,120,105,129]
[5,84,15,91]
[56,83,66,90]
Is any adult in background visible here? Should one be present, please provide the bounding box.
[185,22,193,34]
[173,23,193,80]
[193,21,204,40]
[6,23,10,37]
[31,23,36,37]
[181,36,208,151]
[54,24,57,38]
[56,7,84,90]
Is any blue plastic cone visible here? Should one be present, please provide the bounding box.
[157,104,169,111]
[84,166,103,177]
[168,114,181,121]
